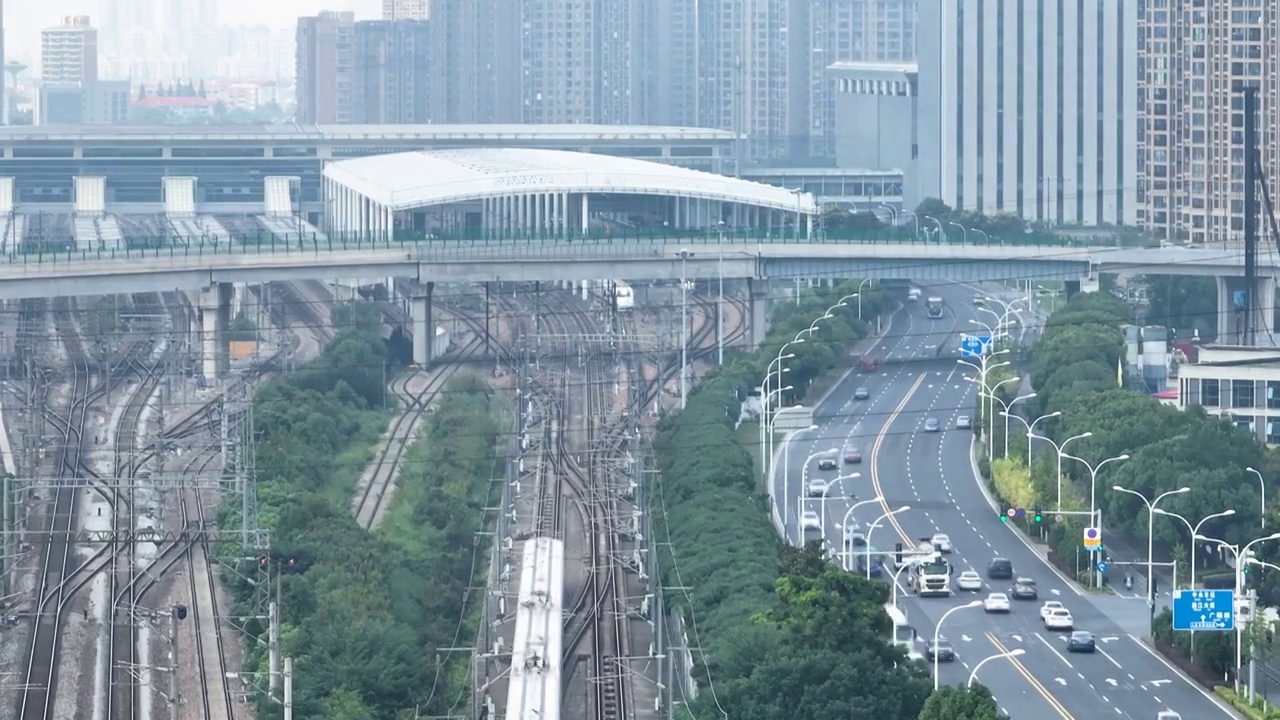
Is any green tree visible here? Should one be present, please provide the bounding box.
[1145,275,1217,340]
[228,311,257,342]
[915,197,952,217]
[918,685,1001,720]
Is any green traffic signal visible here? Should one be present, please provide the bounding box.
[1033,509,1043,523]
[1000,514,1008,523]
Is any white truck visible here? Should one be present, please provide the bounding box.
[908,547,953,597]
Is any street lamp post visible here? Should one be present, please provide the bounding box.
[717,221,725,366]
[1028,430,1091,509]
[991,392,1036,457]
[839,496,885,571]
[1112,485,1191,628]
[924,215,946,242]
[959,349,1010,460]
[1197,532,1280,695]
[934,601,983,690]
[984,376,1021,461]
[760,383,793,483]
[1001,410,1061,469]
[878,204,897,226]
[972,228,991,245]
[820,472,861,542]
[1062,450,1130,588]
[1246,466,1267,529]
[948,221,968,245]
[865,505,911,580]
[781,424,819,540]
[678,248,692,408]
[1153,508,1234,589]
[967,649,1026,688]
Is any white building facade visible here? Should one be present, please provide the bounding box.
[916,0,1138,226]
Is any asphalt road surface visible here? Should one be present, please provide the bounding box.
[771,282,1232,720]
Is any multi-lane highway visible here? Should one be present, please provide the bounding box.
[772,283,1232,719]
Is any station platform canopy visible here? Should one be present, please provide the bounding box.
[322,147,820,239]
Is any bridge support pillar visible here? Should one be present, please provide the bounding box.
[198,283,232,382]
[412,283,434,365]
[747,278,771,349]
[1216,275,1277,345]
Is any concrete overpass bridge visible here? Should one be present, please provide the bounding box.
[2,232,1269,367]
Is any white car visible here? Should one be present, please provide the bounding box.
[955,570,983,592]
[983,592,1011,613]
[1044,608,1074,631]
[1039,601,1066,621]
[806,477,830,497]
[931,533,953,553]
[800,510,822,532]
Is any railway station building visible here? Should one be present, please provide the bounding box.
[320,148,821,240]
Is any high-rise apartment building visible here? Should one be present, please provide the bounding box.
[427,0,520,123]
[383,0,428,21]
[917,0,1138,226]
[427,0,654,125]
[296,11,356,124]
[42,16,99,85]
[808,0,918,158]
[1,0,6,125]
[296,12,431,125]
[353,20,431,124]
[1138,2,1280,244]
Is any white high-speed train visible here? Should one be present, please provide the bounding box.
[614,281,635,311]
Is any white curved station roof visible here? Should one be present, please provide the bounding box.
[324,148,819,214]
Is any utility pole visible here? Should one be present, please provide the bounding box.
[169,607,181,720]
[1243,84,1259,345]
[283,657,294,720]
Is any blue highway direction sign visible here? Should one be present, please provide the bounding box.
[960,334,992,358]
[1172,589,1235,631]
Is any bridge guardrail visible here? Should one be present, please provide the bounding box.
[0,227,1151,267]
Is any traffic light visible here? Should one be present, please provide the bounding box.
[895,542,904,566]
[1033,508,1043,523]
[1000,514,1008,523]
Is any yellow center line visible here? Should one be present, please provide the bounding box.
[867,374,1073,718]
[868,372,927,547]
[986,633,1075,720]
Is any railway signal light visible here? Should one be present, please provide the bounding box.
[258,555,269,569]
[174,605,188,621]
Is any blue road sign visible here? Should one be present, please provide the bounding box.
[1096,561,1109,574]
[1172,589,1235,631]
[960,334,993,358]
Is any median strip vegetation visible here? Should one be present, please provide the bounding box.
[228,302,505,718]
[981,289,1280,687]
[652,281,1000,718]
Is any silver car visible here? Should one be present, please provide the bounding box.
[956,415,972,429]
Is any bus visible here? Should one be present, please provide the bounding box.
[926,296,944,318]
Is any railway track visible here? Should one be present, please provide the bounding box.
[353,333,487,530]
[19,299,98,720]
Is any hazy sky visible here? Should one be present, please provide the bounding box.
[4,0,382,62]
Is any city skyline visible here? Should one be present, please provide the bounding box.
[2,0,383,63]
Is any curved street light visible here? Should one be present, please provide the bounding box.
[1196,531,1280,693]
[864,505,911,580]
[967,648,1026,687]
[1153,507,1234,588]
[839,496,885,571]
[1030,431,1091,509]
[935,601,983,690]
[1246,466,1267,529]
[1112,485,1191,625]
[781,423,818,542]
